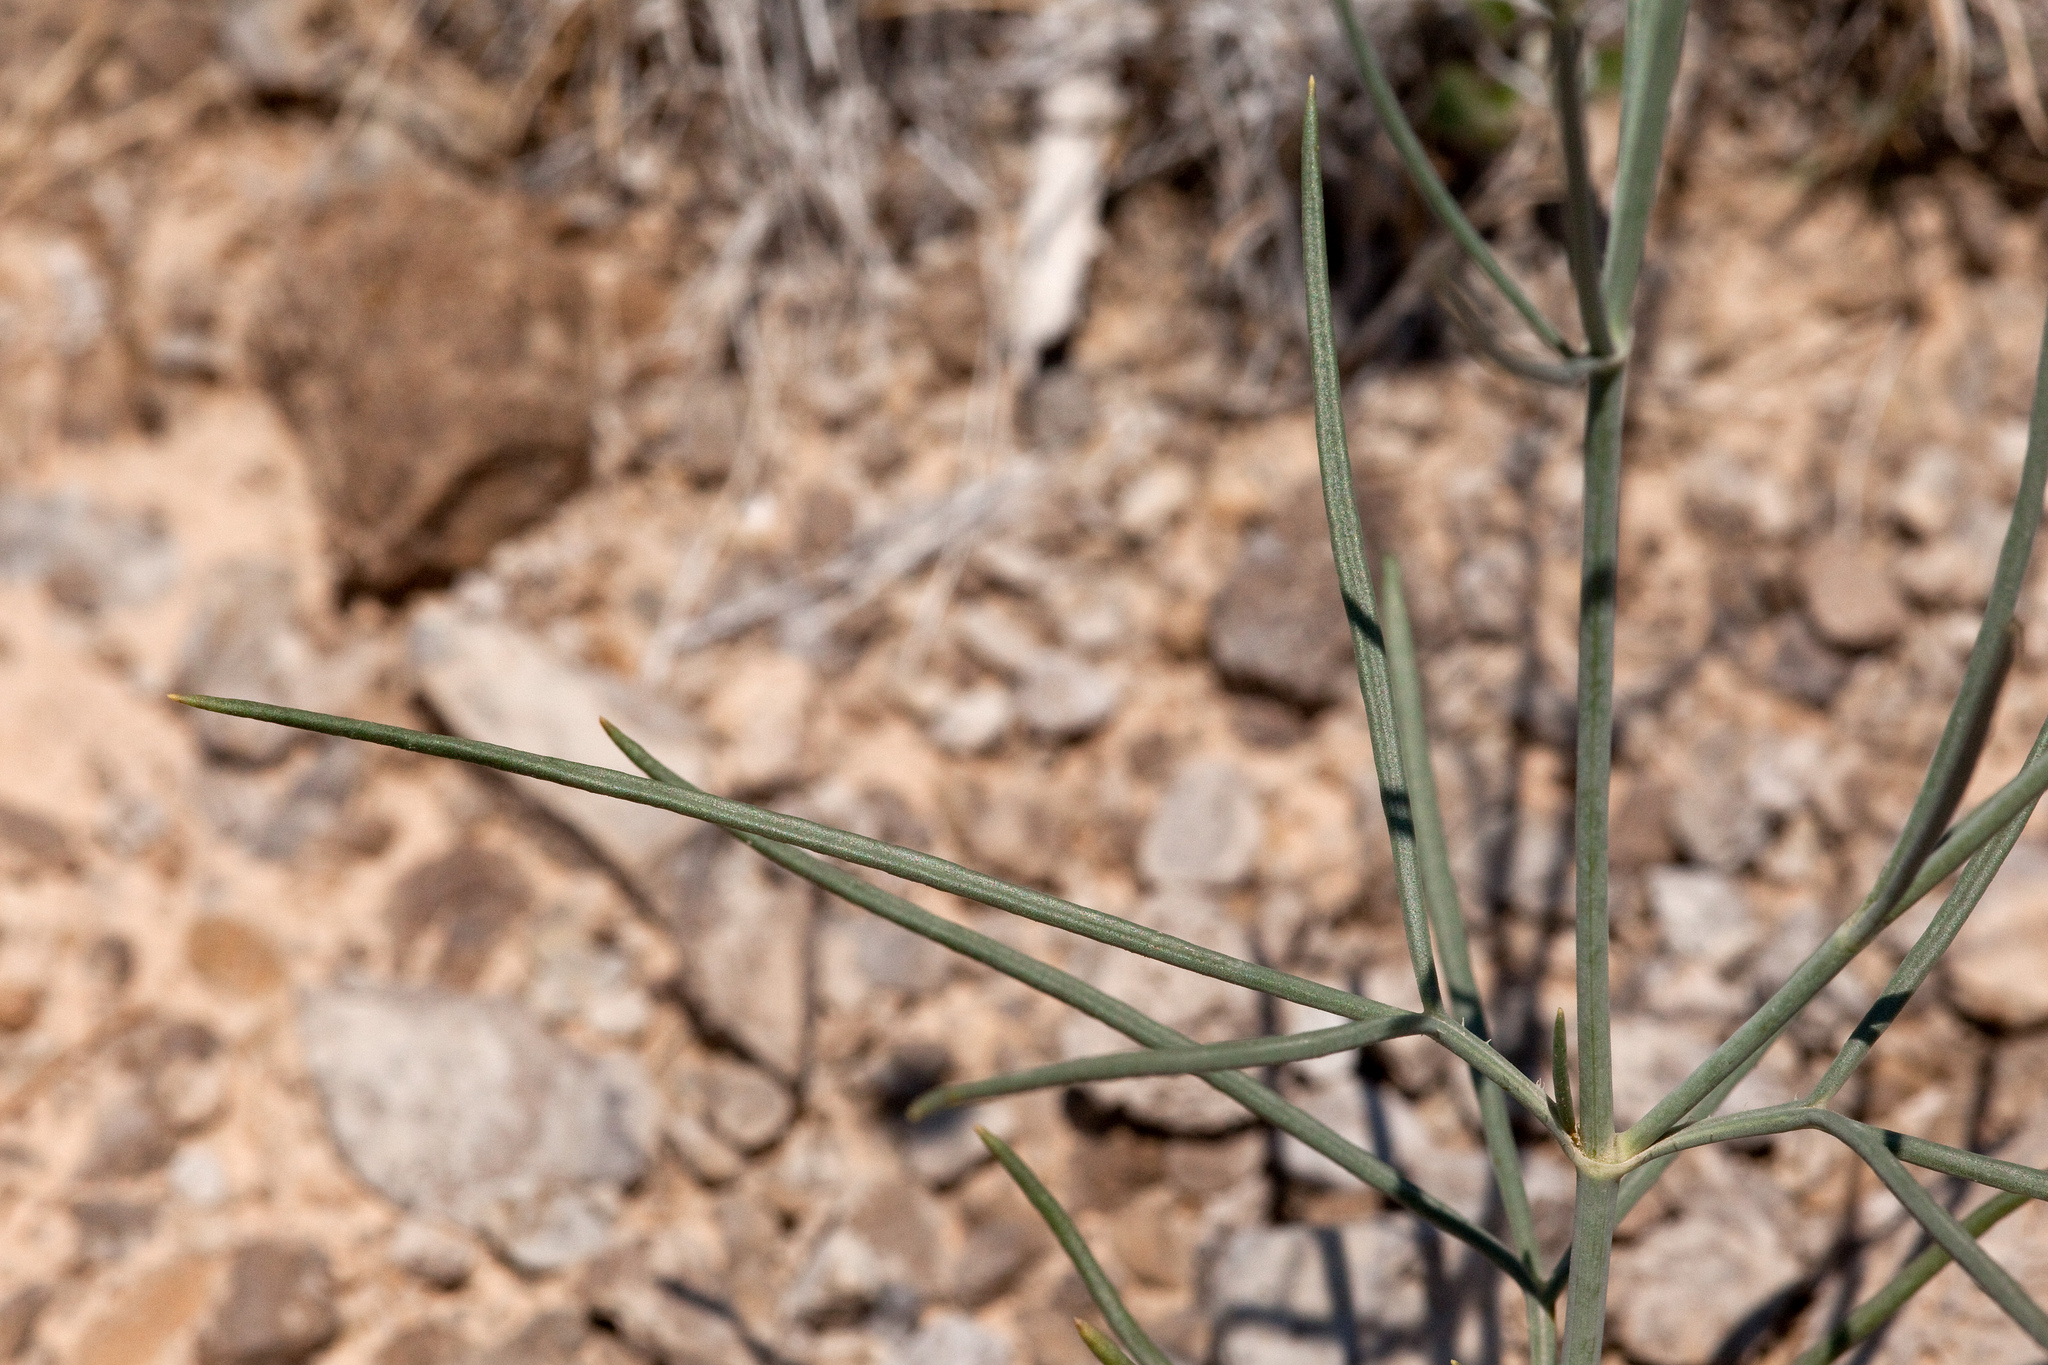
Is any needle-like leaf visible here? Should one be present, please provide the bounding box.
[598,718,1549,1293]
[167,693,1393,1025]
[1550,9,1614,357]
[1623,736,2048,1158]
[1811,712,2048,1105]
[980,1129,1174,1365]
[1325,3,1571,356]
[1627,1108,2048,1203]
[1626,309,2048,1157]
[1603,0,1691,337]
[1551,1009,1577,1141]
[1791,1193,2030,1365]
[1384,557,1554,1358]
[1075,1321,1139,1365]
[907,1015,1430,1122]
[1825,1118,2048,1347]
[1303,87,1445,1019]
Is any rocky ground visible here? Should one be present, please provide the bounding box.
[0,2,2046,1365]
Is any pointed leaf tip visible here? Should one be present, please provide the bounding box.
[1550,1007,1577,1139]
[1075,1320,1138,1365]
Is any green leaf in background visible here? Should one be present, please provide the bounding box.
[1425,63,1523,153]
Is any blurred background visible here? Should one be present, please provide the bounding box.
[2,1,2048,1362]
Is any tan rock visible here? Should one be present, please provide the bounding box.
[73,1255,224,1365]
[195,1240,340,1365]
[1946,845,2048,1029]
[186,916,286,998]
[1798,540,1909,651]
[251,171,594,594]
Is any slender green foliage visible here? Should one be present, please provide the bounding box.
[1326,0,1570,355]
[596,720,1547,1289]
[1550,1009,1577,1141]
[1385,556,1558,1361]
[1810,713,2048,1105]
[906,1015,1430,1121]
[1626,310,2048,1156]
[1303,89,1444,1019]
[1603,0,1691,337]
[979,1130,1173,1365]
[169,699,1394,1024]
[172,7,2048,1359]
[1792,1193,2029,1365]
[1074,1321,1139,1365]
[1549,11,1613,357]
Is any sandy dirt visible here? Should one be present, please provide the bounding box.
[0,3,2046,1364]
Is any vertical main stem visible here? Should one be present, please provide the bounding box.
[1561,366,1627,1365]
[1561,1174,1620,1363]
[1572,367,1625,1156]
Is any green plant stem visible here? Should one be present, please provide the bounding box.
[1560,1174,1620,1365]
[1303,89,1444,1018]
[1544,1053,1771,1305]
[1602,0,1690,339]
[1326,2,1571,356]
[597,719,1550,1293]
[1437,278,1614,386]
[907,1015,1431,1121]
[1810,712,2048,1105]
[1571,367,1625,1158]
[1550,10,1614,356]
[980,1130,1174,1365]
[1791,1193,2030,1365]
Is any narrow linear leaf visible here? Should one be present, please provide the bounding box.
[1622,305,2048,1158]
[1826,1119,2048,1346]
[1894,744,2048,911]
[1551,1009,1578,1140]
[1384,557,1549,1313]
[1075,1320,1139,1365]
[1436,278,1607,386]
[1603,0,1691,336]
[907,1015,1430,1122]
[1324,9,1571,355]
[167,693,1393,1025]
[981,1129,1176,1365]
[601,719,1548,1294]
[1811,712,2048,1104]
[1791,1193,2030,1365]
[1621,721,2048,1157]
[1549,12,1614,355]
[1866,619,2018,928]
[1629,1107,2048,1203]
[1302,90,1445,1017]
